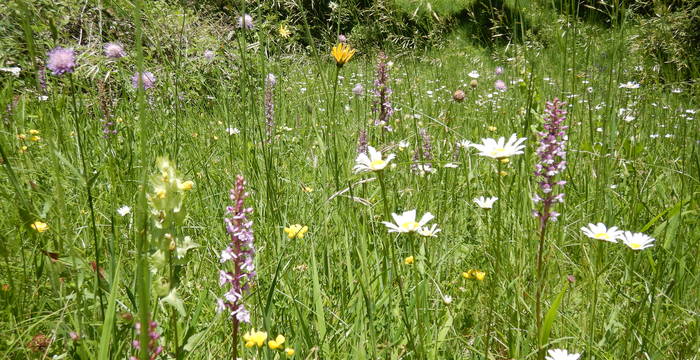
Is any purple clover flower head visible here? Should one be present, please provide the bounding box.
[104,43,126,58]
[495,80,507,91]
[217,175,255,324]
[131,71,156,90]
[495,66,504,75]
[373,52,393,132]
[237,14,254,30]
[203,50,215,60]
[338,34,347,43]
[46,47,76,75]
[532,98,568,228]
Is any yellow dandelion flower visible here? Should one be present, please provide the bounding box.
[331,43,356,67]
[285,347,295,356]
[28,129,40,135]
[268,334,285,350]
[284,224,309,239]
[31,221,49,233]
[404,256,414,265]
[243,329,267,348]
[30,136,41,142]
[279,25,291,38]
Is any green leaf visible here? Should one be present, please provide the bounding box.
[98,260,121,360]
[183,331,206,352]
[539,283,567,347]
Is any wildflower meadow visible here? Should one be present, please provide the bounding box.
[0,0,698,359]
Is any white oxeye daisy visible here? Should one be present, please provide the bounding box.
[417,224,441,237]
[580,223,622,243]
[353,145,395,173]
[619,81,640,89]
[117,206,131,216]
[545,349,581,360]
[470,134,526,159]
[473,196,498,209]
[382,210,434,233]
[619,231,655,250]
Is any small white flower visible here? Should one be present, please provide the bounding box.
[398,140,410,149]
[382,210,434,233]
[619,81,640,89]
[470,134,526,159]
[442,295,453,304]
[353,145,395,173]
[473,196,498,209]
[580,223,622,243]
[417,224,441,237]
[545,349,581,360]
[457,140,472,148]
[468,70,480,79]
[0,67,21,77]
[443,163,459,168]
[226,127,240,135]
[619,231,655,250]
[117,206,132,216]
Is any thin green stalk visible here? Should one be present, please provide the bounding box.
[69,74,104,319]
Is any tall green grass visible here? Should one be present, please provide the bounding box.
[0,1,698,359]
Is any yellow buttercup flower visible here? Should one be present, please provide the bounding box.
[31,221,49,233]
[331,43,356,67]
[404,256,414,265]
[243,329,267,348]
[30,136,41,142]
[268,334,285,350]
[462,269,486,281]
[284,224,309,239]
[28,129,40,135]
[17,134,26,140]
[285,347,295,356]
[279,24,291,38]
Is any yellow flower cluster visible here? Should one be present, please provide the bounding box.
[147,157,194,229]
[243,330,295,356]
[284,224,309,239]
[404,256,414,265]
[16,129,42,153]
[462,269,486,281]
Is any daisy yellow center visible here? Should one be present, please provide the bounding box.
[370,159,386,168]
[594,232,610,240]
[629,243,641,249]
[401,221,419,230]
